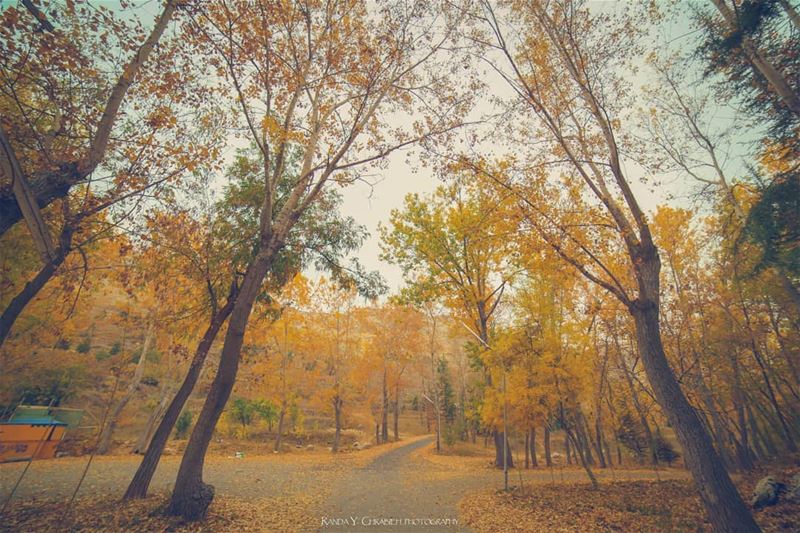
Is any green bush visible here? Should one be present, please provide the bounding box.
[76,337,91,354]
[229,397,256,435]
[175,410,193,439]
[109,342,121,356]
[253,399,278,431]
[95,350,111,361]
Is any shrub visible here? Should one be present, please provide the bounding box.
[655,435,680,466]
[55,338,71,350]
[76,337,91,354]
[228,398,256,436]
[175,410,193,439]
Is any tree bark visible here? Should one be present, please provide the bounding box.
[168,250,272,520]
[565,432,572,465]
[98,321,154,455]
[393,382,400,442]
[631,296,760,532]
[529,427,538,467]
[493,431,513,469]
[274,407,286,452]
[524,430,530,469]
[381,368,389,443]
[564,421,598,489]
[124,297,233,500]
[332,395,343,453]
[544,425,552,466]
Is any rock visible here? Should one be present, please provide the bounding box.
[787,473,800,501]
[751,476,783,508]
[306,444,314,450]
[352,442,360,449]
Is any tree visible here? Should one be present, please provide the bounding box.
[125,144,378,498]
[0,1,221,348]
[381,173,518,467]
[475,1,759,529]
[167,0,466,519]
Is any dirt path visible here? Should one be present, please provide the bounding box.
[1,436,689,532]
[319,436,483,533]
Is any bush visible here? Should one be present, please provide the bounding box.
[655,435,680,466]
[76,337,91,354]
[109,342,121,356]
[175,410,193,439]
[55,338,71,350]
[228,398,256,436]
[95,350,111,361]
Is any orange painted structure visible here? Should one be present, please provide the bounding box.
[0,419,67,462]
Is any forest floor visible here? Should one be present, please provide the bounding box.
[1,436,795,532]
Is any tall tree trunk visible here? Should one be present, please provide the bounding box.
[274,407,286,452]
[731,354,756,471]
[0,229,71,348]
[124,297,234,500]
[393,382,400,442]
[529,427,538,467]
[493,431,514,469]
[544,425,552,466]
[381,368,389,443]
[594,415,607,469]
[565,432,572,465]
[98,321,154,455]
[631,298,760,532]
[332,395,343,453]
[615,338,658,464]
[168,250,272,520]
[524,431,530,469]
[563,415,598,489]
[576,410,595,466]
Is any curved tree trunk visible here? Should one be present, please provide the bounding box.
[0,228,71,348]
[168,251,272,520]
[631,296,760,532]
[123,298,233,499]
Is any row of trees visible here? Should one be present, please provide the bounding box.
[2,1,797,531]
